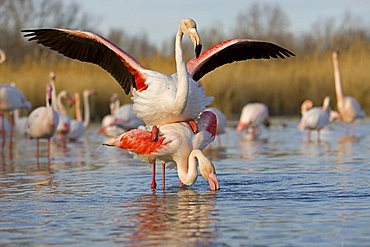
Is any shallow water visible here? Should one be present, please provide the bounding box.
[1,118,370,246]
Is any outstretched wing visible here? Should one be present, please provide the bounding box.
[187,39,295,81]
[22,28,147,94]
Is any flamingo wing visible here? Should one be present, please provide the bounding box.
[22,28,146,94]
[187,39,295,81]
[104,129,169,156]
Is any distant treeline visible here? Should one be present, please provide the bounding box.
[1,1,370,119]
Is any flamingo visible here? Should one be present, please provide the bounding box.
[111,104,144,130]
[26,83,59,161]
[301,98,339,123]
[0,84,31,148]
[98,93,123,136]
[236,103,270,139]
[67,89,96,141]
[332,51,365,135]
[22,18,294,140]
[205,107,226,146]
[299,97,331,142]
[103,111,220,191]
[55,90,74,137]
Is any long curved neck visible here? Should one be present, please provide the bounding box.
[177,150,199,186]
[75,93,82,122]
[174,28,189,115]
[332,53,344,103]
[57,92,67,115]
[83,92,90,128]
[50,80,57,110]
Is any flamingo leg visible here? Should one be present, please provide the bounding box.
[1,113,5,150]
[317,130,321,142]
[344,123,348,136]
[36,139,39,163]
[150,160,157,189]
[47,139,51,163]
[8,112,14,151]
[352,123,356,136]
[162,161,165,191]
[217,135,221,147]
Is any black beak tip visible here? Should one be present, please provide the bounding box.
[195,44,202,58]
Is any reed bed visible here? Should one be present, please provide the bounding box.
[1,43,370,121]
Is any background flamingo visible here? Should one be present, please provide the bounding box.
[68,89,96,141]
[332,51,365,135]
[236,103,270,140]
[299,96,331,142]
[55,90,74,138]
[0,84,31,148]
[103,111,219,191]
[26,83,59,161]
[23,18,293,140]
[98,93,124,136]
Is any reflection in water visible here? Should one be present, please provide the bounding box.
[118,189,218,246]
[238,138,268,160]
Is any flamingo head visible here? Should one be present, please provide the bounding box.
[196,150,220,191]
[84,88,97,97]
[236,122,250,132]
[49,71,56,80]
[180,18,202,58]
[301,99,313,115]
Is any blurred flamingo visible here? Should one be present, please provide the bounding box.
[23,18,294,141]
[332,51,365,135]
[236,103,270,140]
[0,84,31,148]
[67,89,96,141]
[26,83,59,161]
[299,96,331,142]
[98,93,124,136]
[103,111,220,191]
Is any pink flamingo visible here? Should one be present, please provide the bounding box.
[332,51,365,135]
[299,97,331,142]
[103,111,220,191]
[236,103,270,139]
[67,89,96,141]
[22,18,293,140]
[0,84,31,148]
[26,83,59,161]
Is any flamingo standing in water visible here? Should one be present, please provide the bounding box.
[22,18,294,139]
[103,111,220,191]
[67,89,96,141]
[98,93,124,136]
[0,84,31,148]
[332,51,365,135]
[299,97,331,142]
[236,103,270,139]
[26,83,59,161]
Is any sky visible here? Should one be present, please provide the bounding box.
[66,0,370,46]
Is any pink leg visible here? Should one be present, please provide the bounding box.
[36,139,39,163]
[217,135,221,147]
[1,113,5,150]
[47,139,51,163]
[352,123,356,136]
[150,160,157,189]
[344,123,348,136]
[162,161,165,191]
[179,181,183,188]
[8,112,14,151]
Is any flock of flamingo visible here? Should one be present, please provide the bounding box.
[0,18,365,191]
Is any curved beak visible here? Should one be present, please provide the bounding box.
[236,122,247,132]
[189,28,202,58]
[208,173,220,191]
